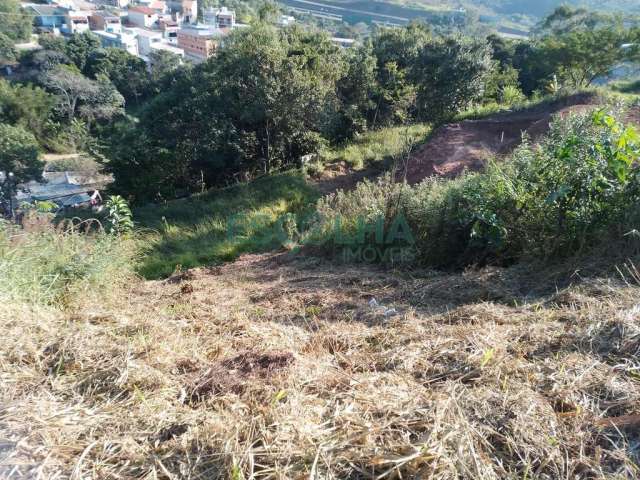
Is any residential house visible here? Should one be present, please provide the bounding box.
[159,18,179,44]
[278,15,295,27]
[28,5,68,33]
[127,6,159,28]
[93,29,139,55]
[148,42,184,60]
[104,0,130,8]
[16,171,111,209]
[89,11,122,33]
[177,24,224,62]
[203,6,235,29]
[148,0,167,13]
[128,27,163,56]
[63,11,91,34]
[331,37,356,48]
[167,0,197,24]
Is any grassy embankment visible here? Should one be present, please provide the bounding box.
[134,124,431,279]
[2,89,640,479]
[2,217,640,479]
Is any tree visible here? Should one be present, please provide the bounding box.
[512,41,554,95]
[65,32,102,72]
[105,24,346,201]
[0,0,31,42]
[334,42,377,139]
[256,0,280,23]
[148,49,182,89]
[38,33,67,52]
[370,23,431,126]
[206,26,343,172]
[412,36,494,121]
[0,79,55,144]
[42,65,124,123]
[86,48,150,104]
[486,33,515,68]
[0,123,43,183]
[535,6,610,36]
[539,26,635,88]
[0,32,16,65]
[25,49,72,74]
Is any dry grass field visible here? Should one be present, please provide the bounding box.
[2,251,639,479]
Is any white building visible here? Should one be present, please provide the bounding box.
[127,6,159,28]
[124,27,162,56]
[93,29,139,56]
[331,37,356,49]
[63,10,91,34]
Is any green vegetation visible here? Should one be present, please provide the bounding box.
[613,79,640,95]
[135,171,318,278]
[0,219,136,306]
[321,124,431,168]
[309,109,640,266]
[0,123,43,183]
[0,0,31,45]
[3,4,640,479]
[104,23,499,202]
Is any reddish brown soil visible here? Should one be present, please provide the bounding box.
[403,94,605,184]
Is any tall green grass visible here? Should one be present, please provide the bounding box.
[320,124,431,169]
[0,219,137,307]
[135,171,319,279]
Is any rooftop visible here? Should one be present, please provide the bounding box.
[128,6,157,15]
[26,5,68,16]
[128,27,163,37]
[91,11,121,19]
[179,24,225,37]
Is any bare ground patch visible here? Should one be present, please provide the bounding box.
[402,93,617,184]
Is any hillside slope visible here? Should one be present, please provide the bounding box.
[404,94,638,183]
[2,252,639,478]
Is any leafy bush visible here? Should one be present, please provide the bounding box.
[105,195,134,235]
[307,110,640,266]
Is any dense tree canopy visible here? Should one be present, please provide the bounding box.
[1,3,636,206]
[0,79,55,143]
[0,124,43,183]
[0,0,31,42]
[413,36,494,120]
[85,48,150,104]
[43,65,124,122]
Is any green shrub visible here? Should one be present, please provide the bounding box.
[105,195,134,235]
[306,109,640,266]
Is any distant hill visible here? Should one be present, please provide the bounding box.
[279,0,637,33]
[472,0,639,17]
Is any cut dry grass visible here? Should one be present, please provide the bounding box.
[1,252,639,479]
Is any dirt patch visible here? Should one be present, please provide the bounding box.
[311,161,382,194]
[403,94,605,184]
[187,350,295,401]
